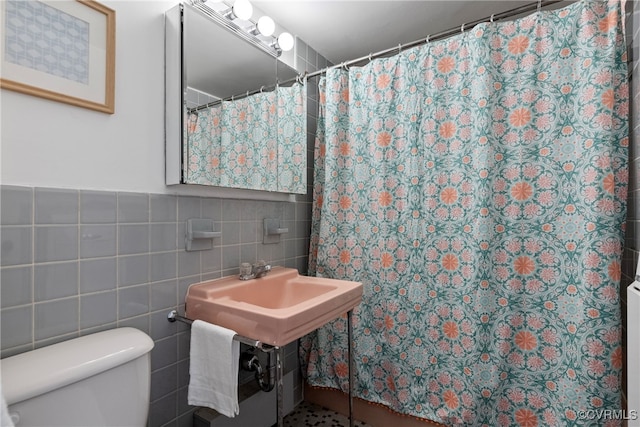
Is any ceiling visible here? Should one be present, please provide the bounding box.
[252,1,566,65]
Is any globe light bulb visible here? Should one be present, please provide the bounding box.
[257,16,275,37]
[277,32,294,51]
[232,0,252,20]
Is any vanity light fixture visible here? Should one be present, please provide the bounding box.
[277,32,294,52]
[257,16,275,36]
[221,0,253,20]
[195,0,295,56]
[232,0,253,20]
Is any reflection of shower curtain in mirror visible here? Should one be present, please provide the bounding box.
[184,83,306,193]
[218,92,278,190]
[301,1,629,426]
[278,83,308,193]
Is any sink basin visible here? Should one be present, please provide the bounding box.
[185,267,363,346]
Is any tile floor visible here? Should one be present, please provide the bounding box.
[283,401,371,427]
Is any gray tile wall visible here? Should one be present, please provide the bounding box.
[0,35,329,427]
[0,187,311,427]
[294,37,332,202]
[621,0,639,405]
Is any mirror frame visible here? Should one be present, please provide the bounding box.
[165,2,305,194]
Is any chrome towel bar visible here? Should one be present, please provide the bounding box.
[167,308,355,427]
[167,310,276,351]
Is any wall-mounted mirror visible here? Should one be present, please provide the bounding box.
[165,2,306,194]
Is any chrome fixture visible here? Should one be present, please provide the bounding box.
[275,32,294,52]
[167,310,290,425]
[191,0,294,56]
[220,0,252,20]
[253,262,271,278]
[168,310,274,350]
[257,16,275,36]
[240,350,275,392]
[239,260,272,280]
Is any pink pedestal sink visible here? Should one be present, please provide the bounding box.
[185,267,363,346]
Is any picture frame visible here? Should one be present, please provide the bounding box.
[0,0,116,114]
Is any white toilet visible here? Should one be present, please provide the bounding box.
[1,327,154,427]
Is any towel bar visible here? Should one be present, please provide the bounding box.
[167,308,355,427]
[167,310,276,351]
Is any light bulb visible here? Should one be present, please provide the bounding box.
[277,32,294,51]
[257,16,275,37]
[232,0,252,20]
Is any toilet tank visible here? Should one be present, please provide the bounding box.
[1,327,154,427]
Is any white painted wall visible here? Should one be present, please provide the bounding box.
[0,0,297,201]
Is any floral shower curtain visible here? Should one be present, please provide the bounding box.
[184,82,306,193]
[301,1,629,425]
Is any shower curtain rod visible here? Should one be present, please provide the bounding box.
[302,0,564,80]
[191,0,563,112]
[189,75,304,113]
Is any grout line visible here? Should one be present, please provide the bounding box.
[30,188,35,350]
[76,190,81,336]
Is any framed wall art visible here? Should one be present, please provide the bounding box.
[0,0,115,114]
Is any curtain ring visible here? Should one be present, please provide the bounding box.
[369,52,372,62]
[461,22,466,33]
[246,90,249,97]
[490,14,495,23]
[398,43,402,53]
[426,35,431,43]
[260,86,264,93]
[537,0,542,12]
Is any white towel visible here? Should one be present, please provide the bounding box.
[188,320,240,418]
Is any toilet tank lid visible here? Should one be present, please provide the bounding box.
[1,327,154,405]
